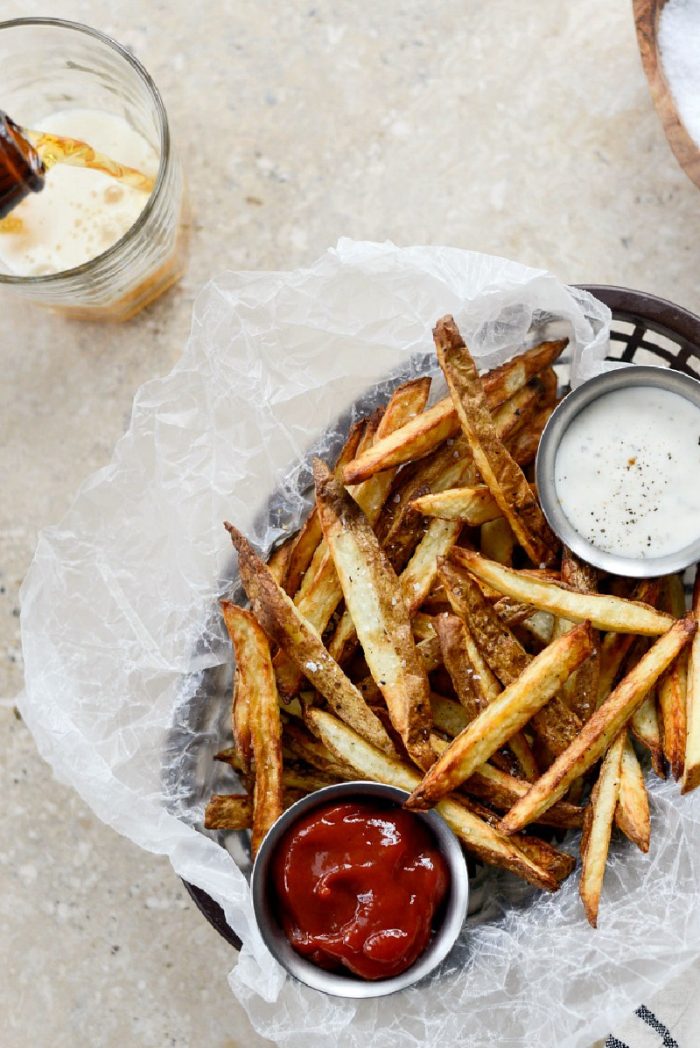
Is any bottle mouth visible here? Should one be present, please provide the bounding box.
[0,110,45,218]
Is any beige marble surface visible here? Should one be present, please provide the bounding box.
[2,1,699,1046]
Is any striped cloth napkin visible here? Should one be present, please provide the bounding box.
[601,967,694,1047]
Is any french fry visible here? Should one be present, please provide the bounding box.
[401,519,463,613]
[309,708,560,890]
[615,732,650,853]
[281,719,357,780]
[501,615,696,832]
[579,732,624,928]
[221,603,252,772]
[659,573,689,780]
[406,622,594,810]
[558,549,600,723]
[342,339,567,484]
[313,460,434,770]
[267,536,295,585]
[435,614,487,721]
[434,316,558,566]
[225,523,393,754]
[681,567,700,794]
[477,515,517,565]
[205,794,259,830]
[440,558,577,762]
[451,548,674,635]
[218,605,284,856]
[411,484,504,525]
[506,402,555,468]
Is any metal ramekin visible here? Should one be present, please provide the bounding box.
[250,780,469,998]
[536,364,700,577]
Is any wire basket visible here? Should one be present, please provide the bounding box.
[182,283,700,952]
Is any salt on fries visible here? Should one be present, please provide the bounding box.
[206,314,698,928]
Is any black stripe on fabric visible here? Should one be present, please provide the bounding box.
[635,1004,680,1048]
[605,1037,631,1048]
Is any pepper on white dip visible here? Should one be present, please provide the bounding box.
[554,385,700,560]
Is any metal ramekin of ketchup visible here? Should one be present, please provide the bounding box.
[251,781,469,998]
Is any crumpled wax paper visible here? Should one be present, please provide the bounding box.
[20,239,700,1048]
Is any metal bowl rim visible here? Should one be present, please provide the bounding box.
[535,363,700,577]
[250,779,469,998]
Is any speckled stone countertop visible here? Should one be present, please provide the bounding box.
[3,2,700,1046]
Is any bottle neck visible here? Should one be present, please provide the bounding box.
[0,111,45,219]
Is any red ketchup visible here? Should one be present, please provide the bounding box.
[271,799,450,980]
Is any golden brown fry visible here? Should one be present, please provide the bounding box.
[401,519,462,614]
[313,460,433,769]
[681,567,700,794]
[309,708,559,891]
[411,484,503,525]
[558,549,600,723]
[480,516,516,566]
[501,616,696,832]
[659,573,689,780]
[282,719,356,780]
[222,603,252,772]
[225,523,393,754]
[406,622,594,810]
[205,794,256,830]
[579,732,624,928]
[434,316,557,566]
[455,792,575,885]
[440,558,574,763]
[349,377,432,516]
[218,605,284,856]
[506,402,555,468]
[267,536,295,585]
[292,417,373,602]
[451,548,674,635]
[615,732,651,852]
[342,339,567,484]
[435,614,487,722]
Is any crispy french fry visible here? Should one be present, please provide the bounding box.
[681,567,700,794]
[282,719,357,780]
[218,605,284,855]
[451,548,674,635]
[480,516,516,566]
[558,549,600,723]
[615,732,650,852]
[659,573,689,780]
[501,616,696,832]
[313,460,433,769]
[434,316,558,566]
[429,737,583,829]
[401,519,462,613]
[406,622,594,810]
[440,558,576,763]
[222,602,252,772]
[411,484,503,525]
[579,732,624,928]
[435,614,487,721]
[506,402,555,467]
[309,708,560,890]
[267,536,295,585]
[225,523,393,754]
[205,794,256,830]
[343,339,567,484]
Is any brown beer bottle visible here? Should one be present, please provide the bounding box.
[0,110,45,219]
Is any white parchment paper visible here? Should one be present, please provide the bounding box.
[21,240,699,1048]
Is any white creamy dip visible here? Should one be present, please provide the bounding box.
[554,385,700,559]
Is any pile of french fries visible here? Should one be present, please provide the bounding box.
[205,315,699,928]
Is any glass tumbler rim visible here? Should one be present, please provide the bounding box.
[0,16,171,287]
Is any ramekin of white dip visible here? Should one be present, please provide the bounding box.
[536,365,700,577]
